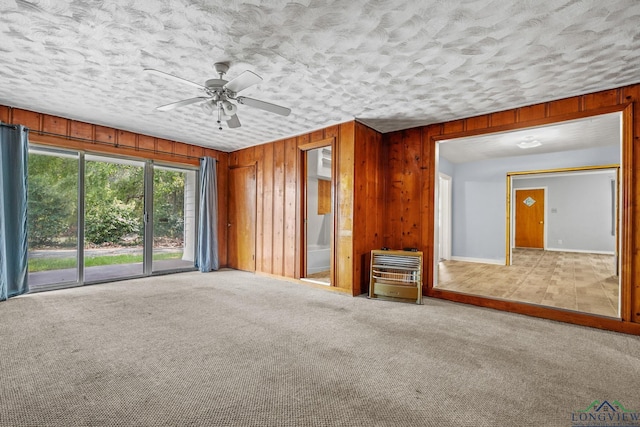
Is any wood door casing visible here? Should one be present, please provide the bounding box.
[228,165,256,272]
[515,188,545,249]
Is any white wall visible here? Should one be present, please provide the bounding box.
[446,145,619,262]
[513,171,616,253]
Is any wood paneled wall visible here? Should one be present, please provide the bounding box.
[229,124,343,288]
[229,121,384,295]
[1,105,229,267]
[381,85,640,334]
[353,122,384,295]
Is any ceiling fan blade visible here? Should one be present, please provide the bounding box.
[224,70,262,93]
[236,96,291,116]
[226,114,241,128]
[144,68,205,90]
[156,96,209,111]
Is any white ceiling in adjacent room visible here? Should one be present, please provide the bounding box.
[439,112,621,164]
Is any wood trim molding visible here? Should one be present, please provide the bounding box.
[298,137,335,151]
[427,288,640,335]
[297,136,337,284]
[424,97,638,334]
[433,103,630,142]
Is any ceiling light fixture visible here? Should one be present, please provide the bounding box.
[517,136,542,149]
[201,100,216,115]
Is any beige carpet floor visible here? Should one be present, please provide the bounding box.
[437,249,619,317]
[1,270,638,426]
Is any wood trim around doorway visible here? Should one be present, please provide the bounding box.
[298,137,336,285]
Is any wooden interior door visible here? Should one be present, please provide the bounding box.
[515,188,545,248]
[228,165,256,271]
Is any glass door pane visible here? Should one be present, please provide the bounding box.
[152,166,197,272]
[27,148,79,290]
[84,155,145,282]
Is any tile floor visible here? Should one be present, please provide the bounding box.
[436,249,619,318]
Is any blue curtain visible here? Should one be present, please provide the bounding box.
[196,157,219,272]
[0,123,29,300]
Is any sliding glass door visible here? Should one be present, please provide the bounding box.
[84,155,145,283]
[152,166,198,272]
[27,147,198,291]
[27,148,79,290]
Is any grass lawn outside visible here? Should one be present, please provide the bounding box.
[28,252,183,273]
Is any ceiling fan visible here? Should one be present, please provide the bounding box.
[145,62,291,130]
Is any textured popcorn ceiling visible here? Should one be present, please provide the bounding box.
[1,0,639,152]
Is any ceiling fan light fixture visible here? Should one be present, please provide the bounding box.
[222,100,238,116]
[201,100,216,115]
[145,63,290,130]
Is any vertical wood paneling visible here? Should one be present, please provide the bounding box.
[236,146,255,166]
[261,143,275,274]
[517,104,546,122]
[402,128,422,249]
[583,89,619,110]
[310,129,324,142]
[11,109,41,130]
[442,119,464,134]
[188,144,204,159]
[138,135,154,153]
[217,152,229,268]
[95,126,115,144]
[490,110,516,127]
[466,115,489,131]
[272,141,286,276]
[297,133,310,146]
[421,125,440,290]
[283,138,297,278]
[117,130,137,149]
[547,96,581,117]
[173,142,188,158]
[384,131,404,250]
[324,124,340,140]
[336,121,355,291]
[254,144,265,272]
[352,122,384,295]
[0,105,10,122]
[69,120,93,140]
[156,138,173,156]
[353,130,367,294]
[42,115,68,136]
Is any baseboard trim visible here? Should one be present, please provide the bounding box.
[426,288,640,336]
[544,248,615,255]
[450,256,505,265]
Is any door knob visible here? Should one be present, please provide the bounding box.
[539,221,544,224]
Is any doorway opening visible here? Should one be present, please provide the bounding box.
[437,173,452,262]
[300,142,334,286]
[433,111,624,318]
